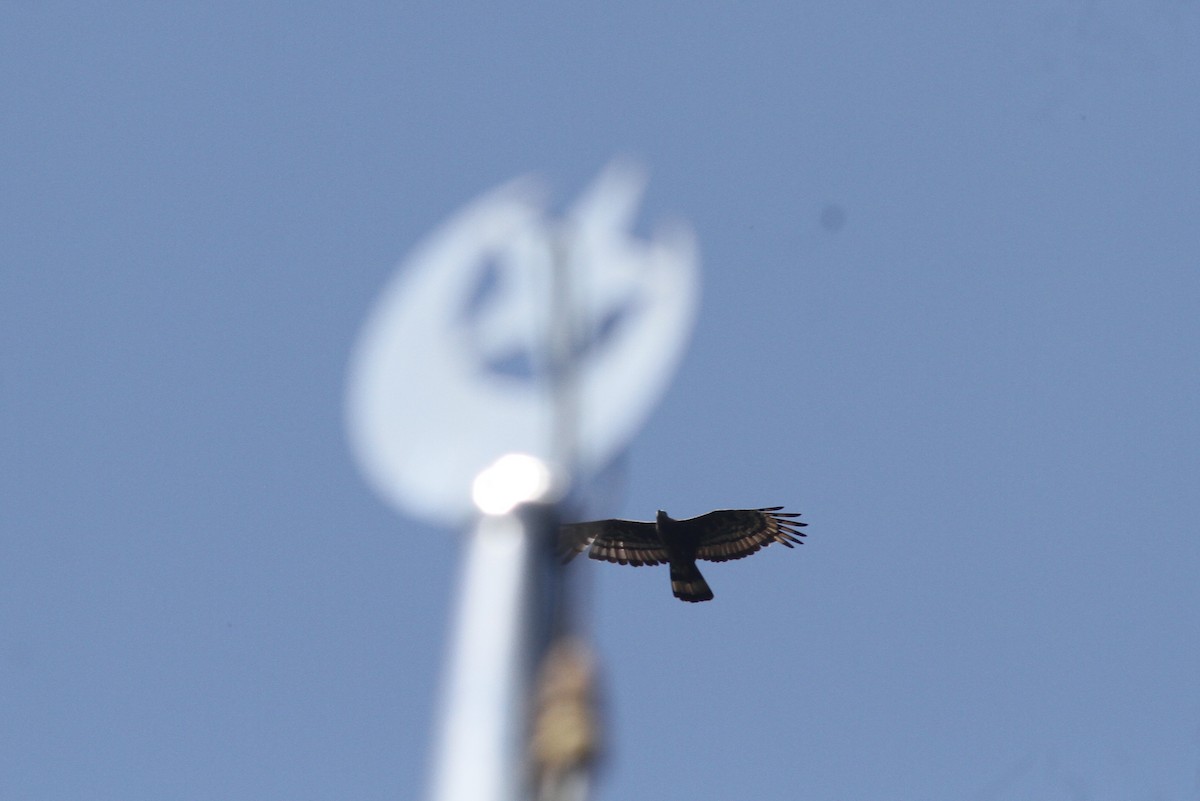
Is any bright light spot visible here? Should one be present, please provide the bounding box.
[471,453,556,515]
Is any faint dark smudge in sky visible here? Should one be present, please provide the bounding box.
[819,203,846,233]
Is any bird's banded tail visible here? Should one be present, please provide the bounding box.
[670,561,714,603]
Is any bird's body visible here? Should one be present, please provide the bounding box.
[655,510,714,602]
[559,507,807,602]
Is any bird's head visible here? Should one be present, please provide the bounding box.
[656,510,670,524]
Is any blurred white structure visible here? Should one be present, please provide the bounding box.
[427,500,537,801]
[344,162,699,801]
[345,161,699,527]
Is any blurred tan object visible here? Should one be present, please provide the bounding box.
[530,637,602,801]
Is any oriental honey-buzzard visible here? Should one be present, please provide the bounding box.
[560,507,807,602]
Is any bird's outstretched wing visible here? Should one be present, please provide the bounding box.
[559,519,666,566]
[687,507,807,562]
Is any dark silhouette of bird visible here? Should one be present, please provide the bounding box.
[559,507,807,602]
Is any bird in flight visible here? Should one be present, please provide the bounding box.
[559,507,807,602]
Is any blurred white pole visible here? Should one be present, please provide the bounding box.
[426,512,533,801]
[428,456,561,801]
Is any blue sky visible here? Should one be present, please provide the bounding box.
[4,3,1200,799]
